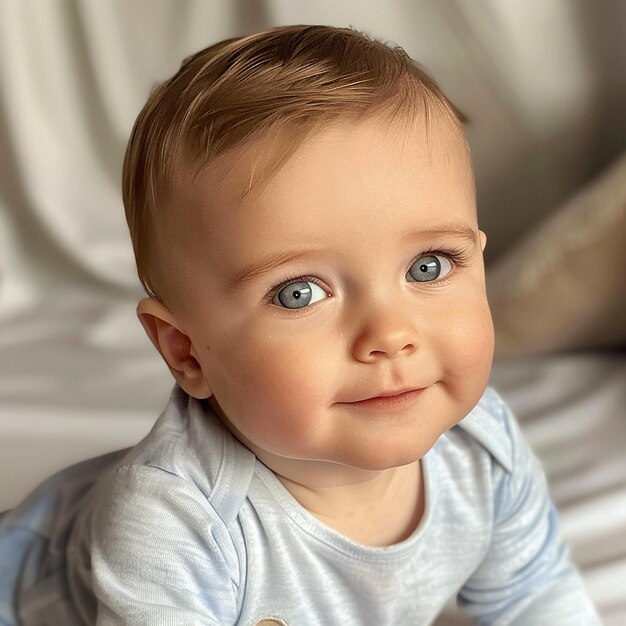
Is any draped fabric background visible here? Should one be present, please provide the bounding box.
[0,1,625,624]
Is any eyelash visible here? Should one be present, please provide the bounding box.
[263,245,473,305]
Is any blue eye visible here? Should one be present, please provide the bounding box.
[273,279,328,310]
[406,254,453,283]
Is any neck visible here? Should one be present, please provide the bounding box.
[208,399,426,545]
[275,459,425,547]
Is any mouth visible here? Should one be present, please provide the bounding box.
[342,387,427,411]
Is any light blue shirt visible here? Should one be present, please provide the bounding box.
[0,384,602,625]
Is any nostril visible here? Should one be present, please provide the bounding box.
[369,342,415,359]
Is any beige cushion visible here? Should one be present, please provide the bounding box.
[487,152,626,357]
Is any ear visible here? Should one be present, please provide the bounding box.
[136,297,212,399]
[479,230,487,251]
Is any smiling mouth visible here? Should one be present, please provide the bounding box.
[342,387,427,411]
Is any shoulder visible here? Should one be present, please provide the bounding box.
[82,464,243,619]
[81,387,256,594]
[453,386,519,474]
[93,384,256,525]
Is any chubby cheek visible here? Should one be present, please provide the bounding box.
[207,323,334,452]
[440,299,494,405]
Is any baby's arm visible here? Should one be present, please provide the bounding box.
[457,396,602,625]
[89,465,239,625]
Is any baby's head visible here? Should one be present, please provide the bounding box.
[123,25,494,482]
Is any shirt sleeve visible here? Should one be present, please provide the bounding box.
[457,395,603,625]
[89,465,240,625]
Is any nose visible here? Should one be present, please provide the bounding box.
[350,300,419,362]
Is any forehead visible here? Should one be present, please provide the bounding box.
[171,113,475,272]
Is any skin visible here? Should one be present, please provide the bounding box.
[137,111,494,546]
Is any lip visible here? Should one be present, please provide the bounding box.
[343,387,427,411]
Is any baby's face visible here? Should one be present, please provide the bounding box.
[170,113,493,480]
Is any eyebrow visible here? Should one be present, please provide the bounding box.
[229,247,326,290]
[228,221,478,289]
[405,221,478,245]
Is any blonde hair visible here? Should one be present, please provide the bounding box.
[122,24,466,304]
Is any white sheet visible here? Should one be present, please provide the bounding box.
[0,291,171,511]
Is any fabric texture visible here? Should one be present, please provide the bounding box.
[0,384,601,625]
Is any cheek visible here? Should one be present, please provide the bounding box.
[442,299,494,384]
[213,328,334,456]
[208,323,333,414]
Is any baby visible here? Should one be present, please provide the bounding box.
[0,24,602,625]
